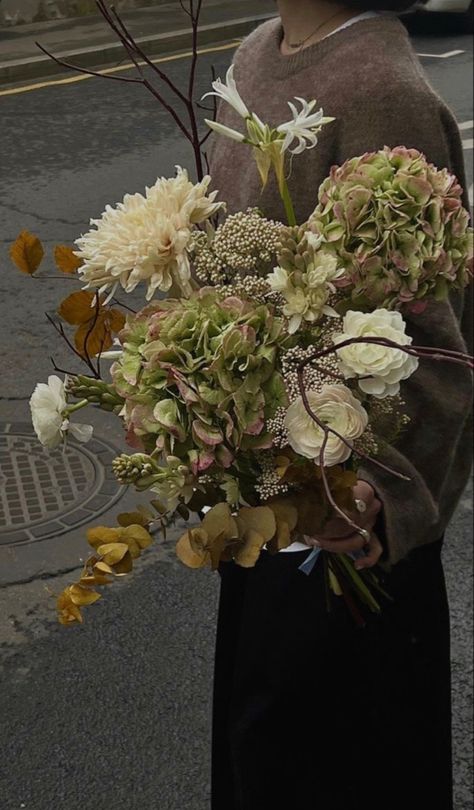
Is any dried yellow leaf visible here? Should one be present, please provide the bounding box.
[201,503,236,541]
[176,531,210,569]
[10,230,44,275]
[268,499,298,532]
[117,510,150,528]
[54,244,82,274]
[69,584,102,606]
[87,526,121,550]
[122,524,153,556]
[94,561,114,575]
[97,542,130,566]
[235,506,276,544]
[234,529,266,568]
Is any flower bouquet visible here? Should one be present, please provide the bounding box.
[12,0,473,627]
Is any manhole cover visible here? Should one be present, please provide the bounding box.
[0,423,124,546]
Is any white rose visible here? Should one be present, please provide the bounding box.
[334,309,419,398]
[30,376,93,449]
[284,384,368,466]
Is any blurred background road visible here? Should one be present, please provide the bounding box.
[0,8,472,809]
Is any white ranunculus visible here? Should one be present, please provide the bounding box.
[75,167,223,301]
[284,384,368,466]
[30,376,93,449]
[334,309,419,398]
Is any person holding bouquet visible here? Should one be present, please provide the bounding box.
[209,1,473,808]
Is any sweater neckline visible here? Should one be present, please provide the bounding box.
[264,14,408,78]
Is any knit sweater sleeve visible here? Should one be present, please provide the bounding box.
[337,87,473,566]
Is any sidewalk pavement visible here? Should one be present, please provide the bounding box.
[0,0,276,85]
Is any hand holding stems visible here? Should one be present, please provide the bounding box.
[303,481,384,570]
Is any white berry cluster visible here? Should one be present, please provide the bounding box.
[254,451,289,501]
[193,208,283,286]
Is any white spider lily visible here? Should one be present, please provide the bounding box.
[204,120,246,143]
[202,65,250,119]
[277,98,335,155]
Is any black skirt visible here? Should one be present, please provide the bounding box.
[211,539,453,810]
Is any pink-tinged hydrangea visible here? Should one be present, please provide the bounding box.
[111,289,289,469]
[309,146,473,309]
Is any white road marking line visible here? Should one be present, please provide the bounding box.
[462,138,473,150]
[459,121,474,131]
[417,49,465,58]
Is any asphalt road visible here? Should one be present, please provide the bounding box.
[1,18,473,810]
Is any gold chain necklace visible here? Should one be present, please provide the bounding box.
[285,10,350,50]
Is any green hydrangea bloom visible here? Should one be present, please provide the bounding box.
[309,146,473,308]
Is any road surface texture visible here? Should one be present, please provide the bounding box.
[0,14,472,810]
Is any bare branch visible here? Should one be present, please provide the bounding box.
[35,41,143,83]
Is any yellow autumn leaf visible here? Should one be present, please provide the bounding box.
[234,528,266,568]
[87,525,122,550]
[54,244,83,274]
[97,542,130,566]
[93,561,115,576]
[58,290,126,359]
[176,529,211,569]
[69,583,102,606]
[122,524,153,558]
[10,230,44,275]
[57,589,83,624]
[235,506,276,544]
[117,510,151,528]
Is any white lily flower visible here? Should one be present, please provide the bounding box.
[202,65,250,119]
[30,375,93,450]
[204,119,246,143]
[277,98,334,155]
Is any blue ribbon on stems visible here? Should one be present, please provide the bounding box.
[299,547,366,576]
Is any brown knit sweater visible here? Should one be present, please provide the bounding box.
[209,15,473,566]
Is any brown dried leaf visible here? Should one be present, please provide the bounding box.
[58,290,97,325]
[235,506,276,544]
[234,529,265,568]
[176,530,210,569]
[54,244,83,274]
[97,542,129,566]
[10,230,44,275]
[87,526,121,550]
[69,584,102,606]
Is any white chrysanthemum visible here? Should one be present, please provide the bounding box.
[334,309,419,398]
[75,168,223,301]
[30,376,93,449]
[284,384,368,465]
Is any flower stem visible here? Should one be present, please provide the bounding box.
[66,399,89,415]
[279,175,297,227]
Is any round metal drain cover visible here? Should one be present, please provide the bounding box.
[0,423,124,546]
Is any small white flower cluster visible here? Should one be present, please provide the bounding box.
[254,452,289,501]
[281,343,341,402]
[266,406,289,449]
[193,209,283,288]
